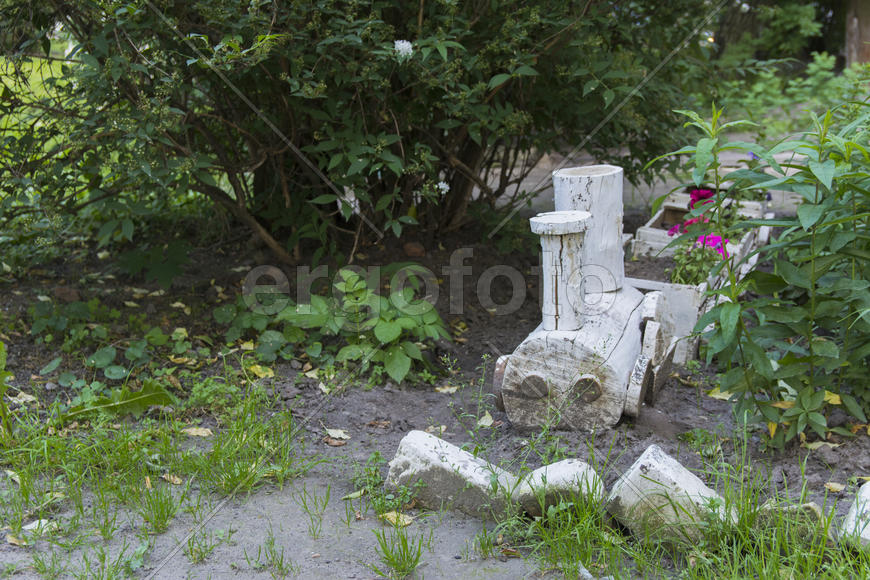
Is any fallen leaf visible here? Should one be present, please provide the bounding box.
[454,337,468,344]
[435,385,458,394]
[770,400,795,409]
[23,519,49,531]
[707,387,733,401]
[849,423,867,434]
[162,474,182,485]
[9,391,37,404]
[230,266,249,272]
[144,476,152,490]
[803,441,841,451]
[323,436,347,447]
[304,369,319,379]
[324,428,350,440]
[6,534,27,546]
[425,425,447,436]
[477,411,494,428]
[182,427,213,437]
[97,250,110,260]
[248,365,274,379]
[169,356,191,364]
[124,301,140,308]
[854,476,870,482]
[341,490,366,500]
[366,420,390,429]
[825,482,845,493]
[380,511,413,527]
[824,391,842,405]
[240,341,255,351]
[318,382,330,394]
[768,422,777,438]
[171,302,191,315]
[302,362,313,372]
[500,547,521,558]
[149,289,166,297]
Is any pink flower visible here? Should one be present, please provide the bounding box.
[696,234,729,258]
[689,188,715,209]
[667,223,681,236]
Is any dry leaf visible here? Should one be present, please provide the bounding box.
[802,440,841,451]
[324,428,350,440]
[823,391,842,405]
[302,362,313,372]
[23,519,49,531]
[248,365,274,379]
[425,425,447,436]
[500,547,521,558]
[454,337,468,344]
[169,356,191,364]
[768,422,778,438]
[304,369,319,379]
[477,411,494,428]
[366,420,390,429]
[144,476,152,490]
[318,382,330,394]
[825,482,845,493]
[770,400,796,409]
[182,427,213,437]
[162,473,182,485]
[6,534,27,547]
[323,436,347,447]
[171,302,191,315]
[706,387,733,401]
[149,289,166,297]
[380,511,414,527]
[123,301,140,308]
[435,385,458,394]
[240,341,255,351]
[341,490,366,500]
[9,391,36,404]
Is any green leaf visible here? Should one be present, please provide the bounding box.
[213,304,237,324]
[384,347,411,384]
[145,327,169,346]
[64,378,173,420]
[583,79,599,96]
[374,320,402,344]
[808,159,835,190]
[40,357,62,375]
[840,393,868,423]
[309,194,337,204]
[487,73,511,89]
[719,302,740,345]
[87,346,117,369]
[337,344,365,362]
[797,203,825,230]
[401,341,422,360]
[104,365,129,380]
[811,337,839,358]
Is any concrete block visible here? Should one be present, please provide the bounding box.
[640,291,663,323]
[840,482,870,548]
[647,337,677,404]
[641,320,664,365]
[624,355,653,418]
[385,430,518,519]
[606,444,734,543]
[514,459,605,517]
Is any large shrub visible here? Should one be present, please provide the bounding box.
[1,1,714,263]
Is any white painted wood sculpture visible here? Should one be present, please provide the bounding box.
[497,165,673,431]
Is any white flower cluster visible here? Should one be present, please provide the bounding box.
[394,40,413,61]
[436,181,450,194]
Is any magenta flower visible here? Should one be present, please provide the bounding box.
[667,223,681,236]
[689,188,715,209]
[696,234,729,258]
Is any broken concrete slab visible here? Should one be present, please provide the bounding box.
[513,459,605,517]
[605,444,735,543]
[840,481,870,548]
[385,430,518,519]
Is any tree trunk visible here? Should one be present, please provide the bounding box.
[846,0,870,66]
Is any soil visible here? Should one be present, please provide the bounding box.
[1,223,868,579]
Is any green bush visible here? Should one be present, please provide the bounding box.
[2,1,716,264]
[654,101,870,448]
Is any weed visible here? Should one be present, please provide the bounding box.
[244,525,297,578]
[133,483,179,534]
[370,523,428,579]
[184,529,221,564]
[294,483,330,539]
[30,550,68,579]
